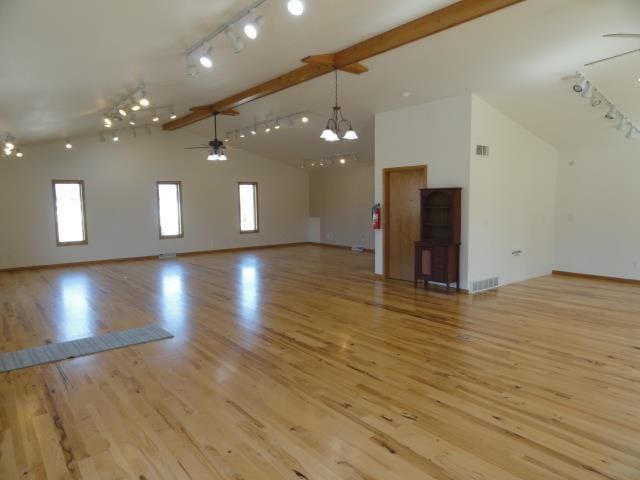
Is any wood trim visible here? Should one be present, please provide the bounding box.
[0,242,311,273]
[552,270,640,286]
[308,242,374,253]
[382,165,427,279]
[164,0,523,130]
[52,180,88,246]
[157,181,184,239]
[238,182,259,234]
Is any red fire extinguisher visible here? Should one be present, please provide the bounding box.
[372,203,381,229]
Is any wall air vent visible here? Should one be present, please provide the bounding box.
[158,252,177,259]
[470,277,499,293]
[476,145,490,156]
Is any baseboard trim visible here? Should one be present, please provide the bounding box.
[0,242,310,273]
[308,242,374,253]
[552,270,640,285]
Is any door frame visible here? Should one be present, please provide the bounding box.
[382,165,428,279]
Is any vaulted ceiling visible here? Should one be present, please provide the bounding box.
[1,0,638,165]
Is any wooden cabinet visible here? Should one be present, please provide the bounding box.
[414,188,462,293]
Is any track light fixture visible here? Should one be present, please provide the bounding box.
[129,114,136,126]
[112,132,119,142]
[225,27,246,53]
[243,11,264,40]
[131,104,141,112]
[226,112,311,139]
[301,153,358,169]
[199,45,215,68]
[138,89,150,107]
[151,109,160,122]
[605,104,617,120]
[321,71,358,142]
[65,140,73,150]
[169,108,177,120]
[573,76,587,93]
[287,0,304,16]
[15,149,23,158]
[571,72,638,141]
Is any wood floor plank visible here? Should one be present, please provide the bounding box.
[0,245,639,479]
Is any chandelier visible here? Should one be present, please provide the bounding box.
[320,70,358,142]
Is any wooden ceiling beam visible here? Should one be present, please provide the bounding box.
[163,0,524,131]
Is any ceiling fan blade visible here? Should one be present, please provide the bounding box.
[585,48,640,66]
[603,33,640,38]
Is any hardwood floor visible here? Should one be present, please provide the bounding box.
[0,245,639,479]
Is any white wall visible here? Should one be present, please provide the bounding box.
[468,96,558,287]
[374,95,472,286]
[309,164,374,249]
[555,142,640,280]
[0,129,309,269]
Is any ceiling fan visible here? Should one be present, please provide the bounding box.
[185,113,235,161]
[585,33,640,66]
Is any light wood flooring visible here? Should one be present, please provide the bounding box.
[0,245,639,479]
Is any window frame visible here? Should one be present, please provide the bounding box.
[238,181,259,234]
[52,180,88,247]
[156,181,184,240]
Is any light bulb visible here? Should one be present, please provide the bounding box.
[199,46,214,68]
[320,128,333,140]
[139,90,150,107]
[65,141,73,149]
[103,116,112,126]
[287,0,304,16]
[16,150,23,158]
[343,129,358,140]
[339,158,346,164]
[301,116,309,123]
[131,104,140,112]
[118,107,128,117]
[240,133,245,138]
[112,133,119,142]
[244,14,263,39]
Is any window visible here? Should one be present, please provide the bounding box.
[238,182,259,233]
[52,180,88,246]
[157,181,183,239]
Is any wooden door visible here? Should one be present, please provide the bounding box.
[384,166,426,281]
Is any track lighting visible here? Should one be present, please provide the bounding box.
[627,125,636,140]
[139,89,150,107]
[65,140,73,150]
[274,121,281,130]
[112,132,119,142]
[581,82,593,98]
[118,106,128,117]
[301,116,309,123]
[151,110,160,122]
[572,76,587,93]
[103,115,112,127]
[244,12,263,40]
[240,133,246,138]
[339,157,346,165]
[131,104,141,112]
[226,111,311,139]
[225,27,246,53]
[590,92,602,107]
[15,149,23,158]
[605,104,617,120]
[129,114,136,126]
[185,55,199,76]
[287,0,304,16]
[169,108,177,120]
[199,45,214,68]
[265,126,271,133]
[3,147,12,156]
[617,116,627,131]
[251,128,257,135]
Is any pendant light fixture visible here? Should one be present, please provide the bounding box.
[207,114,228,161]
[320,70,358,142]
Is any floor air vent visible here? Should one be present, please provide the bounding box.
[470,277,499,293]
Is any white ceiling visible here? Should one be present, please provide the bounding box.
[1,0,639,165]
